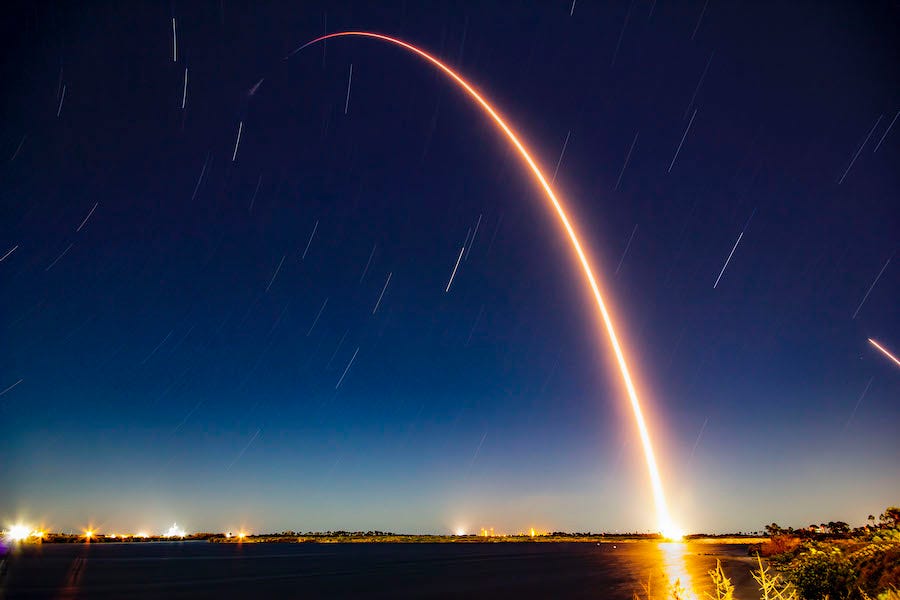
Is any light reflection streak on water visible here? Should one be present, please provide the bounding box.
[658,542,699,600]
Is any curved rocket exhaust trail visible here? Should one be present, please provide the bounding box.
[288,31,680,538]
[869,338,900,368]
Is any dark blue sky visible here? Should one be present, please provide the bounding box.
[2,1,898,535]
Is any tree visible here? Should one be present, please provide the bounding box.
[830,521,850,535]
[879,507,900,527]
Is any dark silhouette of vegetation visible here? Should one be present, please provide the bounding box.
[756,506,900,599]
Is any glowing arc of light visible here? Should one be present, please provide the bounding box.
[869,338,900,368]
[289,31,678,537]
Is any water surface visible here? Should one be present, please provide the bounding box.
[1,540,762,598]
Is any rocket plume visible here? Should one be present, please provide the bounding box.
[869,338,900,368]
[288,31,680,538]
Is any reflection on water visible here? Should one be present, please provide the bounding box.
[658,542,698,599]
[4,540,761,598]
[629,541,755,599]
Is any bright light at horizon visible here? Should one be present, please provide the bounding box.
[291,30,681,539]
[661,524,685,541]
[165,523,186,538]
[6,524,31,542]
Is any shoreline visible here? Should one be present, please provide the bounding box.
[16,534,767,545]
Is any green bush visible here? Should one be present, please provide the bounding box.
[788,547,856,599]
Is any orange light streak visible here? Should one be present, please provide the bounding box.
[869,338,900,368]
[290,31,678,537]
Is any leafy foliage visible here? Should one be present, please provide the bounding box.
[787,546,856,599]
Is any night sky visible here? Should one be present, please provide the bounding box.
[2,1,898,536]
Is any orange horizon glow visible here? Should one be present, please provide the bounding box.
[289,31,679,537]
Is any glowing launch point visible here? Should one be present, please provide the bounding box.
[289,31,681,537]
[660,523,685,541]
[6,524,31,542]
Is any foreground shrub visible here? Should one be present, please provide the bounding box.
[752,555,798,600]
[854,545,900,596]
[759,536,802,559]
[787,547,856,599]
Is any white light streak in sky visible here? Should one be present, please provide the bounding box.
[445,246,465,292]
[232,121,243,162]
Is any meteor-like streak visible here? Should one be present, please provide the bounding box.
[869,338,900,368]
[265,255,285,293]
[307,298,329,336]
[301,220,318,260]
[335,347,360,389]
[713,230,744,289]
[288,31,680,537]
[714,208,756,289]
[1,245,18,262]
[232,120,243,162]
[446,246,465,292]
[57,84,66,118]
[181,68,188,109]
[373,272,392,314]
[76,202,99,232]
[344,64,353,114]
[852,255,892,319]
